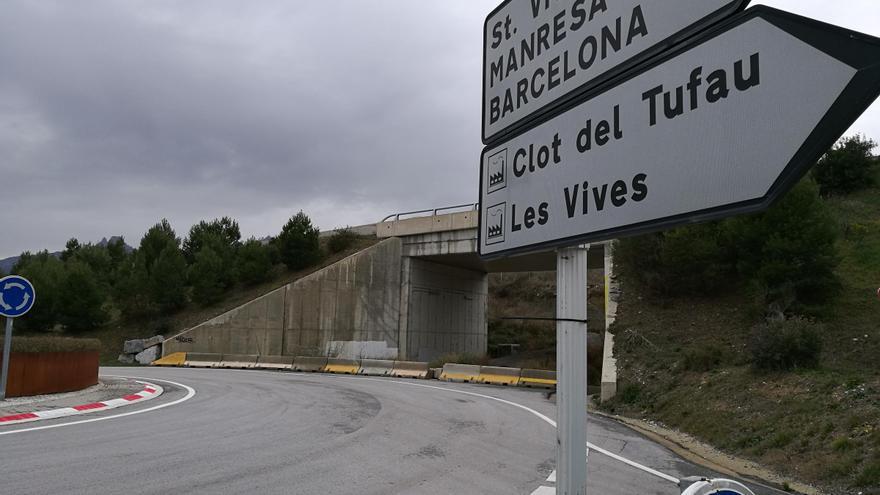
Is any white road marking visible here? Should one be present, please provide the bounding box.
[530,486,556,494]
[294,372,682,485]
[0,376,195,436]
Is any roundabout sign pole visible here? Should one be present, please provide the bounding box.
[0,275,37,401]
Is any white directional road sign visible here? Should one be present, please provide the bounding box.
[482,0,749,143]
[479,7,880,258]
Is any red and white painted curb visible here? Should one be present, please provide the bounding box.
[0,380,163,426]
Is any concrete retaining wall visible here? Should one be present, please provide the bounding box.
[164,239,403,360]
[285,239,402,359]
[163,227,490,364]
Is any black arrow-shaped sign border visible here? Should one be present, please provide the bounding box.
[482,0,751,145]
[479,6,880,260]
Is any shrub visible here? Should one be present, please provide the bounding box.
[749,317,822,371]
[236,238,273,285]
[682,345,723,372]
[619,382,643,405]
[812,134,877,196]
[0,336,102,353]
[276,211,322,270]
[856,460,880,488]
[326,227,358,254]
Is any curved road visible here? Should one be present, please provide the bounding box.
[0,367,788,495]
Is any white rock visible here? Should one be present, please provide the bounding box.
[134,345,161,365]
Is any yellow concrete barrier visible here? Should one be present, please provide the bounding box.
[439,363,481,383]
[519,369,557,388]
[256,356,294,370]
[152,352,186,367]
[323,358,359,374]
[184,353,223,368]
[478,366,521,386]
[358,359,395,376]
[293,356,327,372]
[391,361,429,379]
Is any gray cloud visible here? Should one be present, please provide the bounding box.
[0,0,878,257]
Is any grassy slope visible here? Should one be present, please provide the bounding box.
[604,174,880,493]
[79,237,378,365]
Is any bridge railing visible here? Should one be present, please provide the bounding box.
[380,203,479,223]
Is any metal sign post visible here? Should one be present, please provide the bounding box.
[0,275,37,401]
[556,245,589,494]
[0,317,12,401]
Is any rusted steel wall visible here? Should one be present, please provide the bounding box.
[1,352,99,398]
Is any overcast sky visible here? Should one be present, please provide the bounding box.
[1,0,878,258]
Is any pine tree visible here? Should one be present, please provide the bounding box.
[237,238,272,285]
[276,211,322,271]
[57,260,108,332]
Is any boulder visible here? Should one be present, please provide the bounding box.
[117,353,135,364]
[135,345,161,365]
[123,339,145,355]
[143,335,165,348]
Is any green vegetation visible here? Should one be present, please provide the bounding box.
[748,317,822,371]
[236,238,273,286]
[276,211,321,270]
[605,136,880,494]
[813,134,877,196]
[0,336,102,353]
[327,227,359,254]
[616,178,839,312]
[8,210,375,364]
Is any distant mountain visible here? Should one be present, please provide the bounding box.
[0,236,134,274]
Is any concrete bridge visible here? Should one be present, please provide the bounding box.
[163,205,611,367]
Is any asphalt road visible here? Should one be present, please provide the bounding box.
[0,367,790,495]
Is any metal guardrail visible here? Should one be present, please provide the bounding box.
[380,203,479,223]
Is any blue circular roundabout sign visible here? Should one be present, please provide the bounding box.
[0,275,36,318]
